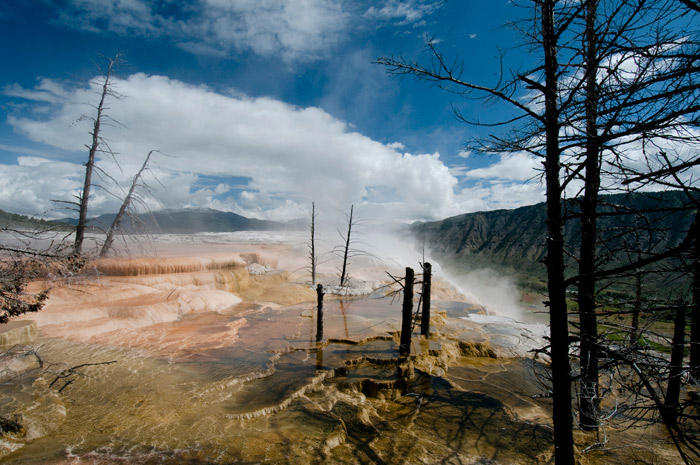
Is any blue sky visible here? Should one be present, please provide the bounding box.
[0,0,544,223]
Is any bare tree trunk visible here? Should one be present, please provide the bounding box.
[74,54,120,256]
[665,306,686,424]
[339,205,353,287]
[400,267,414,356]
[421,262,431,337]
[578,0,601,432]
[316,284,324,342]
[99,150,154,257]
[310,202,317,286]
[691,210,700,377]
[541,0,575,462]
[630,270,643,344]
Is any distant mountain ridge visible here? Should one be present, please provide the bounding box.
[410,190,696,281]
[59,208,304,234]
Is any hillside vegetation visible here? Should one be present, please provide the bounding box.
[0,209,68,231]
[410,190,695,292]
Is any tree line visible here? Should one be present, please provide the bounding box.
[379,0,700,463]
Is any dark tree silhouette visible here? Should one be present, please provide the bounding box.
[334,205,369,288]
[309,202,318,285]
[378,1,575,461]
[379,0,700,462]
[73,53,123,256]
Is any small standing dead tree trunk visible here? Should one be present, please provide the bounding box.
[630,269,643,344]
[400,267,414,356]
[665,305,686,424]
[99,150,156,257]
[421,262,431,337]
[339,205,353,287]
[310,202,318,285]
[316,284,324,342]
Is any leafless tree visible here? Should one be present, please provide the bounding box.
[338,205,353,287]
[334,205,371,288]
[72,53,123,256]
[378,0,700,460]
[379,1,577,462]
[99,150,160,257]
[309,202,318,285]
[529,0,700,439]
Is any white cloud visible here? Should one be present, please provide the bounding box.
[214,183,230,195]
[462,152,541,181]
[0,144,56,159]
[0,156,84,217]
[17,156,52,167]
[3,79,75,104]
[456,181,545,213]
[448,165,469,177]
[57,0,349,62]
[365,0,441,25]
[4,73,475,223]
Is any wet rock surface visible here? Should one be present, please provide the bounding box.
[0,320,37,347]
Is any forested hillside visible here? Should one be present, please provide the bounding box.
[411,190,696,287]
[0,209,65,230]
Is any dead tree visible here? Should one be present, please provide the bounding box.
[378,1,576,460]
[420,262,432,337]
[602,343,700,463]
[576,0,602,432]
[630,269,644,344]
[99,150,157,257]
[539,3,575,461]
[316,284,324,342]
[339,205,353,287]
[333,205,369,288]
[380,0,700,461]
[692,210,700,377]
[399,267,414,356]
[309,202,318,285]
[665,306,686,423]
[552,0,700,438]
[73,53,123,256]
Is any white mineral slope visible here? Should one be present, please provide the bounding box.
[8,230,547,359]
